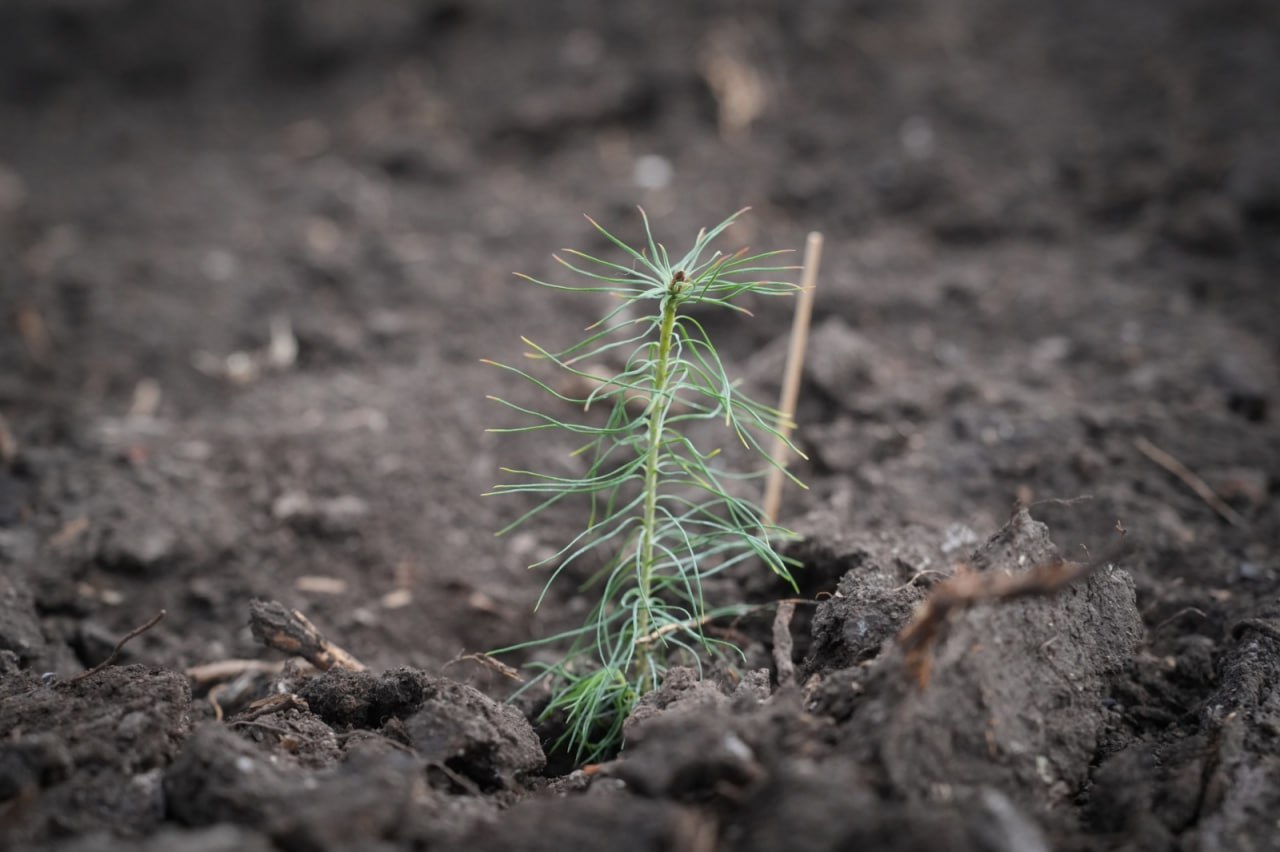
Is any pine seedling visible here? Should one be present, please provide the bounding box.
[485,208,805,763]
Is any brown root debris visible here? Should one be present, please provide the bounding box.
[898,519,1130,687]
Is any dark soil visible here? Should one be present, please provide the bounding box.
[2,1,1278,850]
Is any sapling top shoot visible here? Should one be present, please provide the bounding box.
[485,208,805,762]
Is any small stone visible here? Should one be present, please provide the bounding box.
[272,490,312,520]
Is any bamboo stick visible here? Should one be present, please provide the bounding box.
[763,232,823,524]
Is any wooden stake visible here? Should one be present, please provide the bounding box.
[763,232,823,524]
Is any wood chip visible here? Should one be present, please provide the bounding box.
[294,575,349,595]
[49,516,90,550]
[381,588,413,609]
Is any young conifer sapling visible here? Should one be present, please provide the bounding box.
[485,208,805,762]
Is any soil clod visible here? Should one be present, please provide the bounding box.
[1,1,1276,849]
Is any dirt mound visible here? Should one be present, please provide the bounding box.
[0,665,189,844]
[2,0,1278,848]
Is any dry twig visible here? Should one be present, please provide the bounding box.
[237,692,310,722]
[248,598,365,671]
[443,652,524,682]
[1151,606,1208,634]
[67,610,166,684]
[1133,435,1246,527]
[634,599,814,647]
[228,718,300,739]
[208,683,227,722]
[185,658,290,686]
[899,525,1130,687]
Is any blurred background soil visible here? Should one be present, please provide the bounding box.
[1,1,1277,850]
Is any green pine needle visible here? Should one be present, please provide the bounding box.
[485,208,803,764]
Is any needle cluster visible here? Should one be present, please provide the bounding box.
[486,209,803,761]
